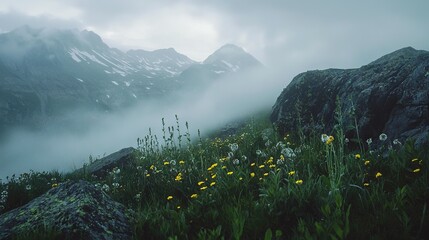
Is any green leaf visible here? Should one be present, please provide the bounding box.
[275,230,283,238]
[264,228,273,240]
[333,223,343,238]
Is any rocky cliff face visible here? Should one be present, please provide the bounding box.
[0,180,132,240]
[271,47,429,147]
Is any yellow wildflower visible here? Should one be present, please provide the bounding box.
[146,173,150,177]
[355,154,361,159]
[239,177,243,181]
[175,173,183,181]
[326,136,334,144]
[179,160,185,164]
[222,166,227,169]
[250,172,255,178]
[210,182,216,187]
[263,173,269,177]
[191,193,198,199]
[363,183,370,187]
[364,160,370,166]
[200,186,208,191]
[411,158,418,162]
[176,206,181,209]
[227,171,234,175]
[197,181,205,186]
[413,168,421,173]
[280,155,285,160]
[375,172,382,178]
[150,165,155,170]
[207,163,219,171]
[211,174,217,179]
[295,180,303,185]
[288,171,295,176]
[163,161,170,165]
[250,163,256,167]
[167,196,173,200]
[269,164,276,168]
[259,165,265,169]
[51,183,58,188]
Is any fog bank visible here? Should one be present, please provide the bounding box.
[0,66,290,179]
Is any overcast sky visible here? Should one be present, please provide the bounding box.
[0,0,428,67]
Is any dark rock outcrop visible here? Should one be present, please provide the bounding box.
[271,47,429,147]
[0,180,132,240]
[81,147,136,177]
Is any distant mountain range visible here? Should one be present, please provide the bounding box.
[0,26,261,132]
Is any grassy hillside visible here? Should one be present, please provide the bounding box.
[1,112,428,239]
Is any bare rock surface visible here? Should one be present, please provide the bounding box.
[271,47,429,147]
[0,180,132,240]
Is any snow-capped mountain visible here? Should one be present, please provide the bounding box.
[179,44,262,83]
[0,26,261,132]
[204,44,261,71]
[127,48,195,77]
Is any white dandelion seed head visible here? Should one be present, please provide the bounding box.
[232,159,240,165]
[229,143,239,152]
[393,139,401,145]
[281,148,296,158]
[321,134,329,143]
[379,133,388,141]
[366,138,373,145]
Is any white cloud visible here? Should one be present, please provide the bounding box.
[0,0,428,64]
[0,0,81,19]
[95,7,220,61]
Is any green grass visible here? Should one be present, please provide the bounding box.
[1,113,428,239]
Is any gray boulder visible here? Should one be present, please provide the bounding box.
[81,147,136,177]
[271,47,429,147]
[0,180,132,240]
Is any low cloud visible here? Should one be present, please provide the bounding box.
[0,66,291,179]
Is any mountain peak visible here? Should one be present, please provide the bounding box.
[205,44,247,61]
[218,43,246,52]
[203,44,261,68]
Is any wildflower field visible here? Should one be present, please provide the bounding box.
[1,114,428,239]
